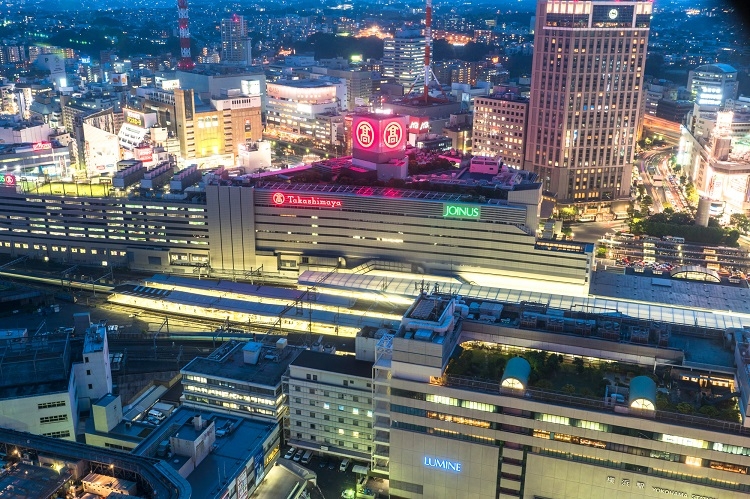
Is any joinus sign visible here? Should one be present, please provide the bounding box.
[424,456,462,472]
[443,203,480,219]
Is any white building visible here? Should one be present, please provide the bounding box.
[680,103,750,216]
[688,64,739,109]
[0,313,111,442]
[382,29,428,87]
[265,79,338,143]
[286,350,374,463]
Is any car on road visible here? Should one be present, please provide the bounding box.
[293,449,304,462]
[284,447,296,460]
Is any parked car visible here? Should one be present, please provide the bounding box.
[340,458,350,472]
[293,449,304,462]
[284,447,296,460]
[319,457,329,468]
[328,459,337,470]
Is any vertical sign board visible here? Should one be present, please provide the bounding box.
[237,471,248,499]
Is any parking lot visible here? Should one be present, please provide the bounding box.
[281,447,361,499]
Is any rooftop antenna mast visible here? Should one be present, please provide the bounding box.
[176,0,195,70]
[423,0,433,103]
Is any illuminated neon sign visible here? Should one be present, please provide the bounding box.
[443,204,480,219]
[3,174,15,186]
[31,141,52,152]
[355,121,375,149]
[409,117,430,132]
[424,456,462,472]
[382,122,403,149]
[272,192,342,208]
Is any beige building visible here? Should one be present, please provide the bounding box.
[174,88,262,161]
[472,87,528,168]
[525,0,652,208]
[342,292,750,499]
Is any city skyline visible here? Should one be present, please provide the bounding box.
[0,1,750,499]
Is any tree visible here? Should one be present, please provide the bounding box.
[573,357,585,375]
[676,402,694,414]
[725,229,740,247]
[596,246,607,258]
[636,184,646,199]
[640,195,653,217]
[558,206,577,220]
[561,384,576,395]
[698,405,720,418]
[684,182,699,206]
[730,213,750,233]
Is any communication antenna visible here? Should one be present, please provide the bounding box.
[176,0,195,70]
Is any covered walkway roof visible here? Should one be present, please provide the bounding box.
[298,271,750,331]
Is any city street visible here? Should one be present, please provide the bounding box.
[638,147,687,213]
[569,220,629,243]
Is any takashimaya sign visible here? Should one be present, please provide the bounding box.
[272,192,342,208]
[443,203,480,219]
[424,456,462,472]
[355,121,375,149]
[382,122,403,149]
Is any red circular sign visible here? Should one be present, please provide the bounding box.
[272,192,285,205]
[355,121,375,149]
[383,122,403,149]
[3,174,15,186]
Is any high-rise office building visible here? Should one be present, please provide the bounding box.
[525,0,652,206]
[221,14,252,64]
[382,29,428,88]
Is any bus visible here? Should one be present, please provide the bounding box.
[652,175,664,188]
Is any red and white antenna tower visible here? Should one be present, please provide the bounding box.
[176,0,195,70]
[423,0,433,103]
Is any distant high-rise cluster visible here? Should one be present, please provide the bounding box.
[526,0,652,206]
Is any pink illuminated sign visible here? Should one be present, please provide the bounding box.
[355,121,375,148]
[383,122,404,149]
[272,192,342,208]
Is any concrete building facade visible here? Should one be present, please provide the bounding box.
[472,88,529,168]
[286,350,374,462]
[525,0,652,207]
[382,30,428,88]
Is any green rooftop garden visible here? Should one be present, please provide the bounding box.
[446,343,740,422]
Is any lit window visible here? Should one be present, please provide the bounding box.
[338,429,344,435]
[352,408,359,415]
[685,456,702,467]
[323,403,330,410]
